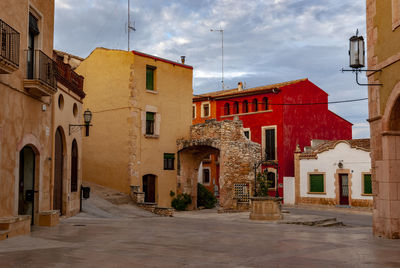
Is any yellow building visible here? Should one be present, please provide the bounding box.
[76,48,193,208]
[0,0,85,240]
[367,0,400,238]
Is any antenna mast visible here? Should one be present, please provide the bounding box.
[127,0,136,51]
[210,28,224,90]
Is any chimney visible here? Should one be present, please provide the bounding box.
[181,56,186,64]
[238,82,243,91]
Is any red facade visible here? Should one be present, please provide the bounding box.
[194,79,352,197]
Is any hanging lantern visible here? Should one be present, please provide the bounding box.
[349,35,365,69]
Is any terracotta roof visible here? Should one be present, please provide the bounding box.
[194,78,308,100]
[300,139,370,158]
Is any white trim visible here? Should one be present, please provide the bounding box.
[243,128,251,140]
[201,101,211,118]
[261,125,277,160]
[142,105,160,137]
[192,104,196,119]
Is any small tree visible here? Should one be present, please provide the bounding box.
[256,172,273,197]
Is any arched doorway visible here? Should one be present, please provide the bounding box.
[71,139,78,192]
[142,174,156,203]
[18,146,36,224]
[54,127,64,214]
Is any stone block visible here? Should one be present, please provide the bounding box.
[38,210,60,227]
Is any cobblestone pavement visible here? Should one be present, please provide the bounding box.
[0,194,399,267]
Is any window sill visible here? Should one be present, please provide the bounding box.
[146,89,158,94]
[361,193,373,196]
[164,168,175,171]
[307,192,326,195]
[144,134,159,139]
[201,116,210,119]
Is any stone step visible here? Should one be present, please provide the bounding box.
[317,220,345,227]
[284,217,338,226]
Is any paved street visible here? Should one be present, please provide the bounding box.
[0,193,399,267]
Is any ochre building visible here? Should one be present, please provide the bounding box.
[367,0,400,238]
[76,48,193,208]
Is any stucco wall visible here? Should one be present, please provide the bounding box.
[299,142,372,203]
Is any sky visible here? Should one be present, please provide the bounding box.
[54,0,369,138]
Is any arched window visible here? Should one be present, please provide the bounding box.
[224,103,230,115]
[71,139,78,192]
[263,97,268,110]
[233,101,239,114]
[252,99,258,112]
[242,100,248,113]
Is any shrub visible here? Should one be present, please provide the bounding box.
[197,183,217,209]
[171,193,192,211]
[256,172,274,197]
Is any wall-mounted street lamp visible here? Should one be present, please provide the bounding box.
[69,109,93,136]
[341,30,382,86]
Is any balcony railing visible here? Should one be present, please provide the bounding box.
[0,18,20,70]
[26,50,56,89]
[54,54,85,98]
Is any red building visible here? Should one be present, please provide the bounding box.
[193,78,352,197]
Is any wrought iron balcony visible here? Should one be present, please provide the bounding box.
[0,18,20,73]
[24,50,57,97]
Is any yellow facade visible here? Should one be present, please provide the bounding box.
[367,0,400,238]
[76,48,193,207]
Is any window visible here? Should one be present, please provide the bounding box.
[233,101,239,114]
[243,128,251,140]
[242,100,248,113]
[164,153,175,170]
[192,104,196,119]
[71,140,78,192]
[363,173,372,195]
[146,65,156,90]
[267,172,276,189]
[146,112,155,135]
[201,102,210,117]
[203,154,212,162]
[263,97,268,110]
[252,99,258,112]
[203,168,210,184]
[224,103,230,115]
[263,127,276,160]
[309,173,325,193]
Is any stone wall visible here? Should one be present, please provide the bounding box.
[177,119,261,211]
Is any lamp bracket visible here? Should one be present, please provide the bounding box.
[341,68,383,86]
[69,124,92,136]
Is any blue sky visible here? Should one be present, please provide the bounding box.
[54,0,368,138]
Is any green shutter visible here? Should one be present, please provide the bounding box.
[164,153,175,159]
[309,174,324,193]
[146,112,154,121]
[364,174,372,194]
[146,67,154,90]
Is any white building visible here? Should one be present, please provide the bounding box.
[294,139,372,207]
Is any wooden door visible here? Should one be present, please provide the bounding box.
[54,128,63,214]
[18,146,35,225]
[143,175,156,203]
[339,174,349,205]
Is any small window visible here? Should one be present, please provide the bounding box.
[146,112,155,135]
[164,153,175,170]
[263,97,268,110]
[363,173,372,195]
[192,105,196,119]
[146,65,156,90]
[224,103,230,115]
[242,100,248,113]
[58,94,64,110]
[202,103,210,117]
[252,99,258,112]
[309,174,324,193]
[203,168,210,184]
[267,172,276,189]
[233,101,239,114]
[244,131,250,139]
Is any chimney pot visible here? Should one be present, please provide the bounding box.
[238,82,243,91]
[181,56,186,64]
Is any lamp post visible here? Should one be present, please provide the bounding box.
[341,29,382,86]
[69,109,93,136]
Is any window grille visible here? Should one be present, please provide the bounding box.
[234,183,249,202]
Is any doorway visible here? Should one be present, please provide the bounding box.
[18,146,36,225]
[142,174,156,203]
[339,174,349,205]
[53,128,64,214]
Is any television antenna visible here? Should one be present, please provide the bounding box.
[127,0,136,51]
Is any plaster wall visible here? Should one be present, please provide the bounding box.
[299,143,372,202]
[0,0,54,222]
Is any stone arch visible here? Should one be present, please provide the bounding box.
[54,126,67,215]
[177,119,261,211]
[382,81,400,131]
